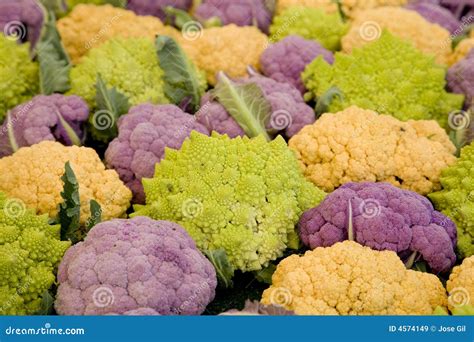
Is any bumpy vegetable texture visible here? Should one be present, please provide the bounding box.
[288,106,457,195]
[447,49,474,110]
[105,104,209,204]
[180,24,268,85]
[341,7,451,65]
[303,32,464,126]
[446,256,474,312]
[0,94,89,157]
[69,37,167,108]
[0,192,71,315]
[0,0,45,50]
[275,0,408,16]
[195,74,315,139]
[260,35,334,94]
[261,241,447,314]
[55,216,217,315]
[299,182,457,273]
[133,132,326,273]
[449,38,474,65]
[0,35,39,119]
[269,7,348,51]
[57,4,181,63]
[195,0,273,33]
[405,1,460,33]
[0,141,132,224]
[127,0,192,20]
[429,143,474,258]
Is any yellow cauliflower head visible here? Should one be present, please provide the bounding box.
[448,38,474,65]
[57,4,181,63]
[179,24,268,85]
[446,256,474,312]
[288,106,456,194]
[276,0,407,16]
[261,241,447,315]
[341,7,451,65]
[0,141,132,224]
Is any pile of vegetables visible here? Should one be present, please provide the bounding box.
[0,0,473,317]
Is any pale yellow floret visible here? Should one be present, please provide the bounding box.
[0,141,132,224]
[288,106,456,194]
[179,24,268,85]
[446,256,474,311]
[448,38,474,65]
[341,7,451,65]
[261,241,447,315]
[57,4,181,63]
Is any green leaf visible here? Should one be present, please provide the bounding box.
[347,198,354,241]
[86,199,102,231]
[204,249,235,289]
[56,110,82,146]
[103,0,127,8]
[59,161,81,243]
[404,251,418,269]
[314,86,343,118]
[90,73,130,143]
[263,0,277,14]
[211,72,272,141]
[253,264,276,284]
[163,6,196,29]
[36,291,55,315]
[38,0,67,16]
[156,36,205,113]
[6,111,19,153]
[37,11,71,95]
[413,261,428,273]
[332,0,347,22]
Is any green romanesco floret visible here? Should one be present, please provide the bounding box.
[302,31,464,127]
[0,192,71,315]
[0,34,39,120]
[69,37,168,108]
[132,132,326,273]
[429,143,474,258]
[269,6,348,51]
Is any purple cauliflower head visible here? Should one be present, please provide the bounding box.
[406,2,461,33]
[126,0,192,20]
[447,48,474,109]
[105,104,209,204]
[196,74,315,139]
[260,35,334,94]
[195,0,273,33]
[298,182,457,273]
[55,216,217,315]
[0,0,45,50]
[0,94,89,157]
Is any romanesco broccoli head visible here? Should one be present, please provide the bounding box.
[429,143,474,258]
[303,32,464,126]
[0,192,71,315]
[269,6,348,51]
[132,132,326,273]
[69,37,168,108]
[261,241,447,315]
[0,34,39,119]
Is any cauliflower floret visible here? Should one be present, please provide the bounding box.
[448,38,474,65]
[289,106,457,195]
[0,192,70,315]
[133,132,326,272]
[55,216,217,315]
[0,141,132,224]
[261,241,447,315]
[341,7,452,65]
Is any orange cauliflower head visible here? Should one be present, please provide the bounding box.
[288,106,456,194]
[341,6,451,65]
[0,141,132,224]
[57,4,181,63]
[448,38,474,65]
[261,241,447,315]
[446,256,474,312]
